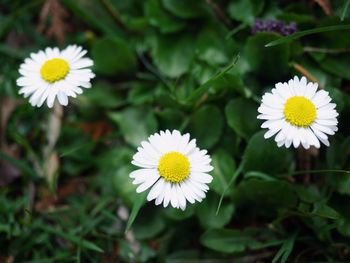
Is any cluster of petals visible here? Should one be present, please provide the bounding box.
[258,76,338,149]
[130,130,213,210]
[17,45,94,108]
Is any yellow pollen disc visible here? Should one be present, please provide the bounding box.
[283,96,316,127]
[40,58,69,83]
[158,151,190,183]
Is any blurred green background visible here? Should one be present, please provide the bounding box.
[1,0,350,262]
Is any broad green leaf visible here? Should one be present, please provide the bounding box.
[186,56,239,103]
[196,193,234,229]
[266,24,350,47]
[113,165,138,206]
[242,131,293,175]
[312,203,340,219]
[245,32,290,78]
[144,0,186,33]
[228,0,264,23]
[232,179,298,214]
[210,149,236,196]
[196,24,232,66]
[187,105,223,149]
[92,36,137,75]
[151,33,194,78]
[201,229,259,253]
[325,86,346,112]
[312,53,350,81]
[81,81,125,108]
[62,0,118,35]
[201,228,281,253]
[166,250,199,263]
[133,210,166,239]
[156,108,186,130]
[294,185,321,203]
[163,205,195,220]
[162,0,208,18]
[225,98,259,139]
[109,107,158,147]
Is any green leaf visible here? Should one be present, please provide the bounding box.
[81,81,125,108]
[196,193,234,229]
[151,33,195,78]
[244,171,277,181]
[163,206,195,220]
[272,232,297,263]
[266,24,350,47]
[341,0,350,21]
[225,98,259,139]
[201,229,257,253]
[228,0,264,23]
[186,56,239,103]
[196,24,232,66]
[62,0,118,35]
[232,179,298,214]
[92,36,137,75]
[242,131,293,175]
[201,228,281,253]
[187,105,224,149]
[245,33,290,78]
[165,250,199,263]
[162,0,208,18]
[210,149,236,196]
[312,53,350,81]
[325,86,346,112]
[38,225,104,253]
[125,191,148,232]
[133,210,166,239]
[109,107,158,147]
[312,203,340,219]
[0,151,37,180]
[113,165,138,206]
[145,0,186,33]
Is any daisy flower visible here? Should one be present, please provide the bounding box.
[258,76,338,149]
[17,45,95,108]
[130,130,213,210]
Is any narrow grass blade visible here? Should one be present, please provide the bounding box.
[125,191,147,232]
[0,151,37,180]
[265,25,350,47]
[341,0,350,21]
[39,225,104,253]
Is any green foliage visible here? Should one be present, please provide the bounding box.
[1,0,350,262]
[92,36,137,75]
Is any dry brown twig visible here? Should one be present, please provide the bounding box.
[313,0,332,15]
[37,0,70,45]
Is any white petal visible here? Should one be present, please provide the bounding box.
[176,184,187,210]
[136,173,160,193]
[170,185,179,208]
[57,90,69,106]
[190,172,213,184]
[147,178,165,201]
[162,182,172,207]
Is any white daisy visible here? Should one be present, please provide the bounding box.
[130,130,214,210]
[17,45,95,108]
[258,76,339,149]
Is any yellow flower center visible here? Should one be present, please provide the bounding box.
[158,151,190,183]
[40,58,70,83]
[283,96,316,127]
